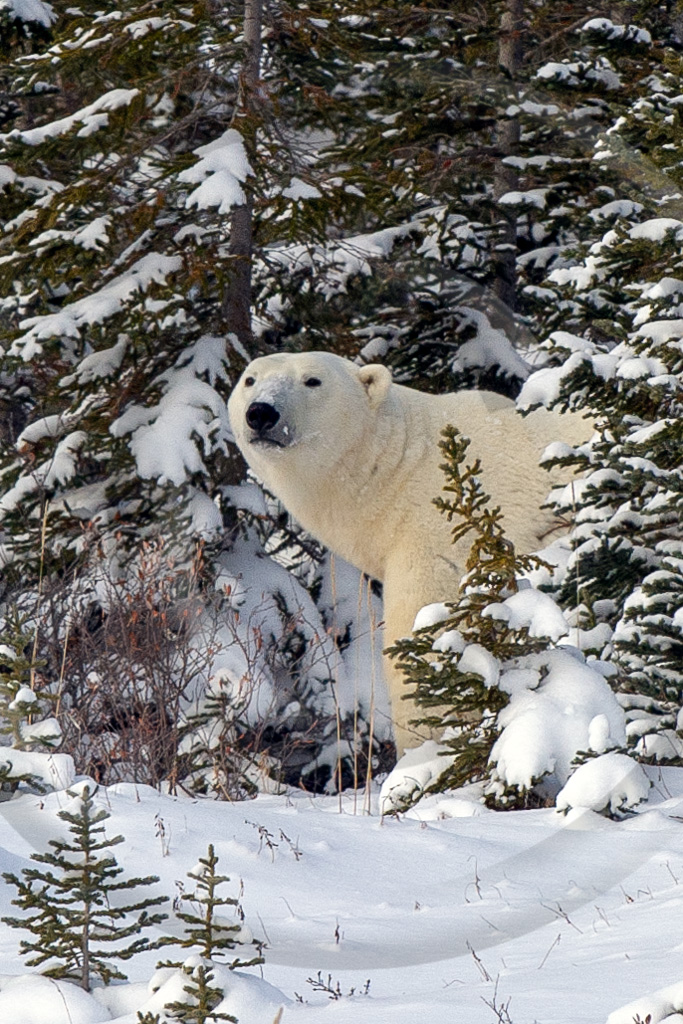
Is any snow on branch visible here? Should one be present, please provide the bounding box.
[10,253,182,360]
[2,88,141,146]
[179,129,253,214]
[110,335,230,486]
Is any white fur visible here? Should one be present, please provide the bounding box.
[228,352,589,754]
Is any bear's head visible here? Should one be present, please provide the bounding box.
[227,351,393,484]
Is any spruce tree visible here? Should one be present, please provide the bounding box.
[163,959,236,1024]
[162,843,262,969]
[0,0,383,794]
[388,428,548,798]
[518,55,683,755]
[157,843,263,1024]
[2,784,168,990]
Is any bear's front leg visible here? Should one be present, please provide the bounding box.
[382,547,462,758]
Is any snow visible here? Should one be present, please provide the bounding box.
[629,218,683,242]
[581,18,652,46]
[490,649,626,791]
[8,687,36,709]
[498,188,549,209]
[111,335,231,486]
[448,308,529,382]
[3,89,140,146]
[0,750,74,789]
[536,60,621,90]
[282,177,322,200]
[0,0,54,27]
[609,980,683,1024]
[379,740,456,814]
[11,253,183,361]
[179,129,253,214]
[483,589,570,642]
[2,777,683,1022]
[412,602,451,631]
[517,352,586,408]
[556,752,651,816]
[0,974,107,1023]
[456,643,499,688]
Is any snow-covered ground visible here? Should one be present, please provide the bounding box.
[1,771,683,1024]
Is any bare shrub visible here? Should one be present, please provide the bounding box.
[35,540,219,787]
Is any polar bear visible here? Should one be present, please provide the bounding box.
[228,351,587,755]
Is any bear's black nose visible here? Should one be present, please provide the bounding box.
[246,401,280,433]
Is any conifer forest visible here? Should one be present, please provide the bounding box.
[0,3,683,1023]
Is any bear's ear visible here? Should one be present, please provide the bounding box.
[358,363,392,407]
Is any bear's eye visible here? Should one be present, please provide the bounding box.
[304,377,322,388]
[244,376,255,387]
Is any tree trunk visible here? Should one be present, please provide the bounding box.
[223,0,263,353]
[493,0,525,313]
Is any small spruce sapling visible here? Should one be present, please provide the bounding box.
[161,958,237,1024]
[158,844,264,1024]
[388,427,549,795]
[2,784,168,990]
[162,843,263,968]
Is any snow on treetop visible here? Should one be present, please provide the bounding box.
[8,686,36,709]
[641,277,683,299]
[616,355,668,380]
[449,307,529,382]
[629,218,683,242]
[29,215,111,254]
[590,199,645,221]
[0,0,54,26]
[517,351,586,409]
[456,643,499,688]
[111,334,230,487]
[635,318,683,346]
[2,88,140,146]
[179,129,253,214]
[536,60,621,90]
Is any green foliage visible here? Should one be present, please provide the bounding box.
[388,427,548,794]
[1,784,168,990]
[527,92,683,754]
[162,844,263,969]
[0,607,57,750]
[163,959,237,1024]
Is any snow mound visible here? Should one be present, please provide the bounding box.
[380,740,455,815]
[0,975,107,1024]
[140,959,287,1023]
[556,752,650,816]
[0,750,74,790]
[608,979,683,1024]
